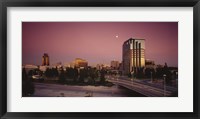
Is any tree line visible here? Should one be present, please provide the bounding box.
[128,63,178,84]
[58,67,107,85]
[27,66,109,86]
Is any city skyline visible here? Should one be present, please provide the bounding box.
[22,22,178,67]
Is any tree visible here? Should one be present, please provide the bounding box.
[137,67,145,78]
[45,68,59,78]
[145,68,155,79]
[79,68,88,83]
[65,67,79,83]
[22,68,35,96]
[45,68,51,77]
[28,70,34,76]
[59,68,66,84]
[22,68,28,81]
[88,68,98,85]
[100,69,106,84]
[145,68,151,78]
[163,62,172,84]
[52,68,59,77]
[73,68,79,82]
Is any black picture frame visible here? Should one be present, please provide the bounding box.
[0,0,199,119]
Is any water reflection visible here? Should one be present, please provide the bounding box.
[33,82,146,97]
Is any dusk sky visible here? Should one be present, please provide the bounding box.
[22,22,178,67]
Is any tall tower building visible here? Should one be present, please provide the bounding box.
[42,53,50,66]
[122,38,145,75]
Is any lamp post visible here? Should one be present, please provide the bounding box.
[163,74,166,97]
[131,71,134,87]
[176,71,178,87]
[131,71,134,80]
[116,72,119,82]
[150,71,153,83]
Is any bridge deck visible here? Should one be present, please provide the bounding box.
[107,76,177,97]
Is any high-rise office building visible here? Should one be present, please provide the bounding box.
[122,38,145,75]
[42,53,50,66]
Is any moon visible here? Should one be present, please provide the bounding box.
[116,35,119,38]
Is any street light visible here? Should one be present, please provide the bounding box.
[163,74,166,97]
[176,71,178,88]
[131,71,134,87]
[131,71,134,80]
[150,71,153,83]
[116,72,119,81]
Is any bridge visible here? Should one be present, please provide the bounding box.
[106,76,177,97]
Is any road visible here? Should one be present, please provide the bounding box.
[106,76,178,97]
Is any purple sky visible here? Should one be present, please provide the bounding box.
[22,22,178,67]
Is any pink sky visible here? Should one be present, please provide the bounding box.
[22,22,178,67]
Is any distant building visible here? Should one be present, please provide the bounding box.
[39,65,49,72]
[110,60,120,70]
[23,64,38,69]
[145,59,155,69]
[96,64,110,70]
[23,64,38,72]
[103,64,110,70]
[122,38,145,75]
[74,58,88,68]
[42,53,50,66]
[69,62,75,68]
[96,64,103,70]
[64,63,71,68]
[52,62,62,69]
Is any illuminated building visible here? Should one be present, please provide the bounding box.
[122,38,145,74]
[42,53,50,66]
[74,58,88,68]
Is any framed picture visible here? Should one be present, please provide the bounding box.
[1,0,199,119]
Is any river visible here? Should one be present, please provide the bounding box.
[32,83,145,97]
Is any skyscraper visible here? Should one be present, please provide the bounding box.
[122,38,145,75]
[42,53,50,66]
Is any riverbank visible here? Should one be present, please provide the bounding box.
[32,78,114,87]
[32,82,145,97]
